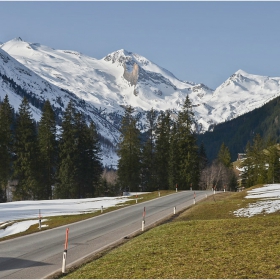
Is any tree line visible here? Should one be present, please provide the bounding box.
[0,95,102,202]
[116,96,237,192]
[0,94,238,202]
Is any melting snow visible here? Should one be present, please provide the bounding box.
[0,196,131,238]
[233,184,280,217]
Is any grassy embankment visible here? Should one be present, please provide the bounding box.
[0,190,174,242]
[64,186,280,279]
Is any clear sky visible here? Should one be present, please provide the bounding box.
[1,1,280,89]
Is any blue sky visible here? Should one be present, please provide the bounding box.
[1,1,280,89]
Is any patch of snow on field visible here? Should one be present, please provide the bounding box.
[0,196,131,238]
[233,184,280,217]
[0,219,47,238]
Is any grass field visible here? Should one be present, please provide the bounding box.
[64,187,280,279]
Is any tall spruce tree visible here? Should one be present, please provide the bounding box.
[56,101,78,198]
[117,106,141,192]
[0,95,14,202]
[242,134,266,187]
[154,110,171,189]
[172,96,199,189]
[74,114,102,198]
[264,142,280,184]
[38,100,57,199]
[198,142,208,171]
[88,121,103,196]
[14,97,39,200]
[168,121,180,189]
[218,142,232,168]
[141,108,157,191]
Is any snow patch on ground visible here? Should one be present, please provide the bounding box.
[233,184,280,217]
[0,219,47,238]
[0,196,132,238]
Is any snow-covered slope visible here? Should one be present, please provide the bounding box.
[202,69,280,130]
[0,46,121,166]
[1,38,213,125]
[2,37,280,165]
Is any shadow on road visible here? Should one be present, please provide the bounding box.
[0,257,50,271]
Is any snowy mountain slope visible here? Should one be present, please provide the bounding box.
[2,37,280,165]
[0,47,121,166]
[204,69,280,129]
[1,38,213,127]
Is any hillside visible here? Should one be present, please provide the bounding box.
[197,95,280,162]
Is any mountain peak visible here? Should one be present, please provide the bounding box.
[234,69,248,76]
[103,49,133,65]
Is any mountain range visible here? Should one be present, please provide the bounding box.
[1,37,280,166]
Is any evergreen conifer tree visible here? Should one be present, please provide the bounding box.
[174,96,199,189]
[117,106,141,192]
[154,110,171,190]
[14,97,39,200]
[0,95,14,202]
[56,101,78,198]
[218,142,232,168]
[198,142,208,170]
[141,108,157,191]
[38,100,57,199]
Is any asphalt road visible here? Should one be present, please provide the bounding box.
[0,190,212,279]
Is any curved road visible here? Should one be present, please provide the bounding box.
[0,190,212,279]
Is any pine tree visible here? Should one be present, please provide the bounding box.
[198,142,208,170]
[168,121,180,189]
[56,101,78,198]
[74,114,102,198]
[218,142,231,168]
[0,95,14,202]
[88,121,103,196]
[174,96,199,189]
[117,106,141,192]
[141,108,157,191]
[242,134,266,187]
[154,110,171,190]
[38,100,57,199]
[13,97,39,200]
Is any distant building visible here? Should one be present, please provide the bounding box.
[237,153,246,161]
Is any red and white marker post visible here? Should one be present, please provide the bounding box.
[38,209,41,230]
[176,184,178,193]
[62,228,69,274]
[136,193,138,204]
[193,192,196,204]
[142,207,146,231]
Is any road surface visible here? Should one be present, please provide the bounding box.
[0,190,212,279]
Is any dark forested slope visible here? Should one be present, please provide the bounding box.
[197,96,280,162]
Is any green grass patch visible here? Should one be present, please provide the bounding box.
[0,190,175,242]
[65,187,280,279]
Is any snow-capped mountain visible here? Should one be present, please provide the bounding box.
[1,37,280,165]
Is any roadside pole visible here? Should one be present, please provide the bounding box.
[38,209,41,230]
[62,228,69,274]
[142,207,146,231]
